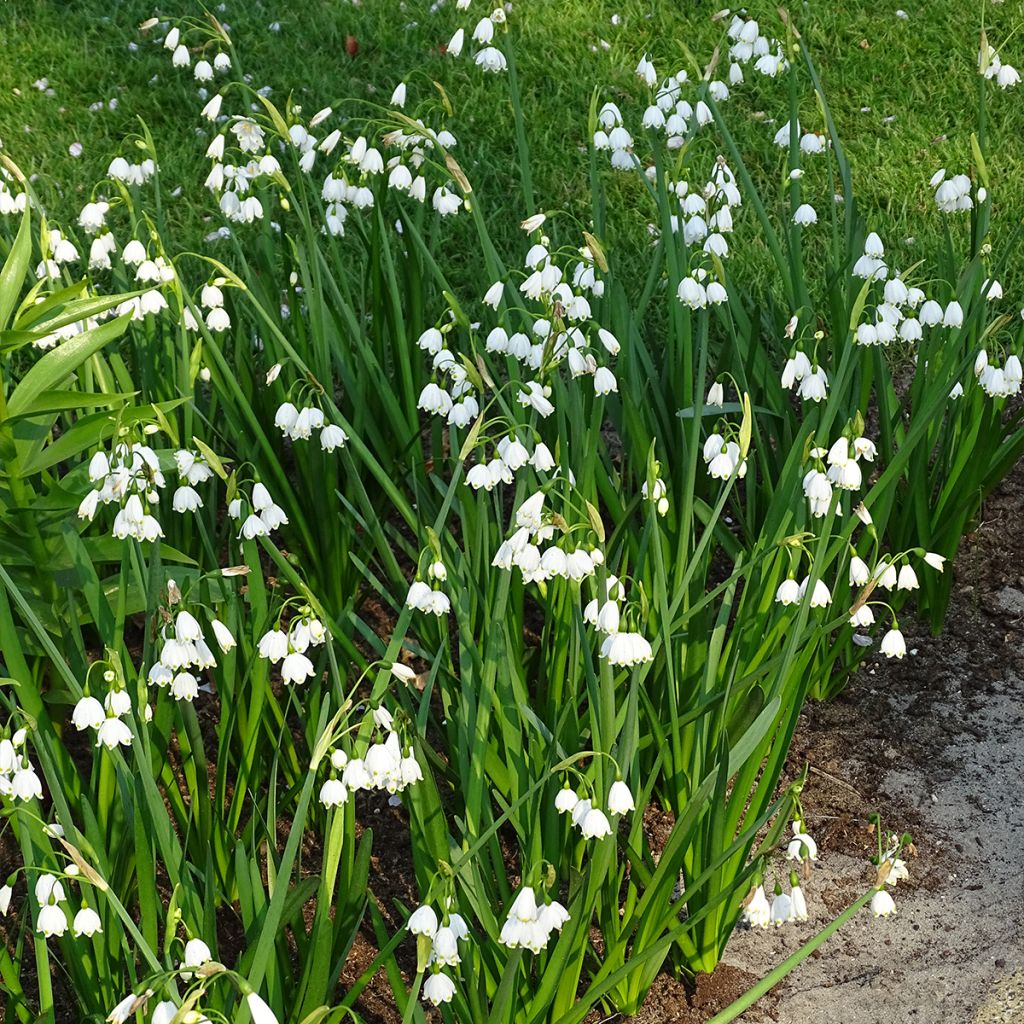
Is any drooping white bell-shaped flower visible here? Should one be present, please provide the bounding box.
[870,889,896,917]
[423,971,456,1005]
[408,905,439,937]
[607,780,635,816]
[880,627,907,659]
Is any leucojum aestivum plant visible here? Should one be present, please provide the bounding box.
[0,5,1020,1024]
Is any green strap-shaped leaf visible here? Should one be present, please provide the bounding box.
[0,203,31,332]
[7,312,131,417]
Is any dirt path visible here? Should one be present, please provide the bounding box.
[723,472,1024,1023]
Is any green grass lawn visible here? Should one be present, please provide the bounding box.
[1,0,1022,290]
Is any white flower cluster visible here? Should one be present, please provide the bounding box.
[31,305,107,350]
[228,481,289,539]
[850,230,974,352]
[743,878,808,928]
[975,348,1023,399]
[320,133,385,226]
[417,235,614,431]
[493,491,601,585]
[326,119,461,229]
[727,15,789,78]
[582,571,655,668]
[0,170,28,215]
[72,678,149,746]
[37,228,79,280]
[742,822,817,929]
[780,348,829,402]
[273,401,348,451]
[257,612,326,686]
[846,551,944,654]
[642,466,669,516]
[464,434,554,491]
[499,885,570,953]
[77,198,109,234]
[598,59,718,169]
[108,944,280,1024]
[187,280,229,333]
[802,435,876,517]
[775,575,832,609]
[663,161,740,305]
[931,168,976,214]
[147,607,236,701]
[134,254,176,288]
[117,288,170,321]
[33,874,103,939]
[184,24,465,237]
[555,778,634,839]
[78,441,167,542]
[980,43,1021,90]
[870,838,911,918]
[598,17,788,172]
[407,903,470,1006]
[381,119,460,216]
[592,100,640,171]
[771,120,828,155]
[108,154,156,187]
[88,228,118,271]
[163,24,229,72]
[319,724,423,807]
[445,4,508,75]
[170,449,214,513]
[702,431,748,480]
[0,727,41,801]
[406,559,451,615]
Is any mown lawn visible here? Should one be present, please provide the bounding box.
[1,0,1022,289]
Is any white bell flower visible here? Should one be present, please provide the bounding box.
[579,807,613,839]
[849,557,870,587]
[447,28,465,57]
[107,995,137,1023]
[281,652,314,685]
[96,718,132,749]
[555,786,579,814]
[880,628,906,659]
[73,696,105,731]
[73,907,103,936]
[171,673,199,702]
[211,619,236,652]
[257,630,289,663]
[246,997,280,1024]
[183,937,212,972]
[870,889,896,917]
[319,779,348,808]
[11,767,42,801]
[874,560,898,589]
[897,565,919,591]
[770,891,794,927]
[741,885,771,929]
[600,632,654,667]
[799,577,831,608]
[786,824,818,861]
[608,780,635,816]
[423,971,455,1005]
[790,885,808,921]
[408,905,438,937]
[37,903,69,937]
[431,926,461,966]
